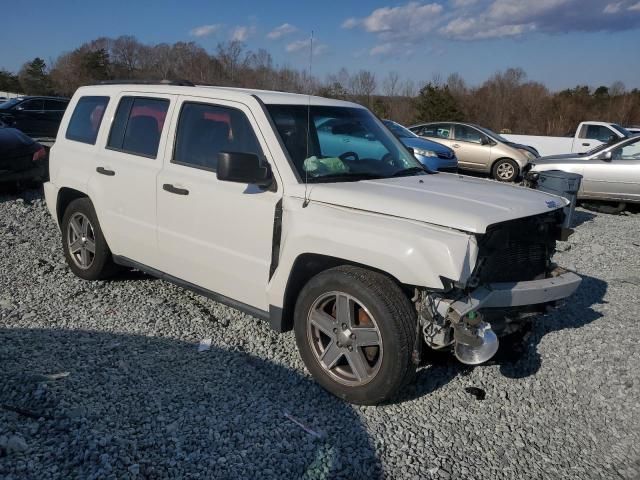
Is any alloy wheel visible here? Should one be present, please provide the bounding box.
[67,212,96,269]
[306,291,383,386]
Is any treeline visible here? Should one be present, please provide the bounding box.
[1,36,639,135]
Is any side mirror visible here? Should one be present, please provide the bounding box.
[217,152,272,187]
[599,151,613,162]
[481,136,490,146]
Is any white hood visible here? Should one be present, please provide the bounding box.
[304,174,568,234]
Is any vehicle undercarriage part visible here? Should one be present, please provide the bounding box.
[414,290,499,366]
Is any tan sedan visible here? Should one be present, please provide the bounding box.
[528,135,640,205]
[409,122,537,182]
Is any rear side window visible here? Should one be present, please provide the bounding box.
[65,96,109,145]
[107,96,169,158]
[173,102,262,171]
[44,99,68,111]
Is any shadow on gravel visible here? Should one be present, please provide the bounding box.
[0,184,44,202]
[0,328,379,479]
[571,209,596,227]
[402,274,608,400]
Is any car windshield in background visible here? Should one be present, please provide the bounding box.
[383,120,418,139]
[0,98,21,109]
[266,105,424,183]
[476,125,510,143]
[612,124,632,138]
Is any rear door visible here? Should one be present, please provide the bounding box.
[451,124,491,171]
[88,92,176,267]
[156,96,282,310]
[43,99,68,137]
[582,137,640,201]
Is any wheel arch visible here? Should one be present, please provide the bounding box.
[56,187,89,226]
[272,253,414,333]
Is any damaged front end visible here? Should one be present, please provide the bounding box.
[414,209,581,365]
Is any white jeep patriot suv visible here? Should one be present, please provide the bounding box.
[44,82,581,404]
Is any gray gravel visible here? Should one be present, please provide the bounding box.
[1,188,639,479]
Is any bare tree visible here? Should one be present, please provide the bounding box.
[382,71,400,97]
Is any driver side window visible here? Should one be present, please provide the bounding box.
[614,139,640,160]
[454,124,483,144]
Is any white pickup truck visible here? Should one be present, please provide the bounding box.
[44,82,582,404]
[504,121,631,157]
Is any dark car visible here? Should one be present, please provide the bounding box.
[0,96,69,138]
[0,119,47,183]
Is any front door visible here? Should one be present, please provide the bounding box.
[583,138,640,202]
[451,124,491,171]
[156,96,282,311]
[12,98,45,137]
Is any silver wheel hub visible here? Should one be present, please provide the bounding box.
[67,213,96,270]
[497,162,515,180]
[307,291,383,386]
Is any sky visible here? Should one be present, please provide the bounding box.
[1,0,640,91]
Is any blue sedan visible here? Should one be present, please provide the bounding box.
[383,120,458,172]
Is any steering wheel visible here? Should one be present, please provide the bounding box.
[339,151,359,162]
[382,152,398,168]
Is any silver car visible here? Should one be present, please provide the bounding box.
[528,135,640,204]
[409,122,538,182]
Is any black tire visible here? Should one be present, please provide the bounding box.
[61,197,117,280]
[294,265,416,405]
[492,158,519,182]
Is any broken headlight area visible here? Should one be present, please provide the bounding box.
[414,212,580,366]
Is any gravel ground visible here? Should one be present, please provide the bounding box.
[1,188,639,479]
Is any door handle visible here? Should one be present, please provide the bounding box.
[163,183,189,195]
[582,142,591,146]
[96,167,115,176]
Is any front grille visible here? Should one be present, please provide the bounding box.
[473,211,561,284]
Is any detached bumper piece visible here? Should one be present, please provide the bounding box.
[450,268,582,319]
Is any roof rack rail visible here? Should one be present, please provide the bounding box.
[96,79,195,87]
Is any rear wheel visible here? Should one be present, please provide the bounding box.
[492,158,519,182]
[294,266,416,405]
[61,198,117,280]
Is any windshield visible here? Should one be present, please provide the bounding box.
[266,104,424,182]
[0,98,21,109]
[475,125,510,143]
[382,120,418,139]
[611,124,632,138]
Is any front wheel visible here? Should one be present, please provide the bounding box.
[492,158,519,182]
[294,266,416,405]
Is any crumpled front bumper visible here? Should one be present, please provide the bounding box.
[448,268,582,319]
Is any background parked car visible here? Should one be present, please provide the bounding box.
[503,121,631,156]
[625,125,640,135]
[409,121,537,182]
[0,96,69,138]
[527,135,640,208]
[382,120,457,172]
[0,119,48,183]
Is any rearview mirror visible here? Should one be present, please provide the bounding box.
[217,152,272,187]
[599,151,612,162]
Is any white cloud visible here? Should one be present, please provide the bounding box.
[342,18,360,29]
[285,38,328,55]
[343,0,640,49]
[603,2,623,13]
[231,25,255,42]
[369,43,394,56]
[189,24,222,38]
[267,23,298,39]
